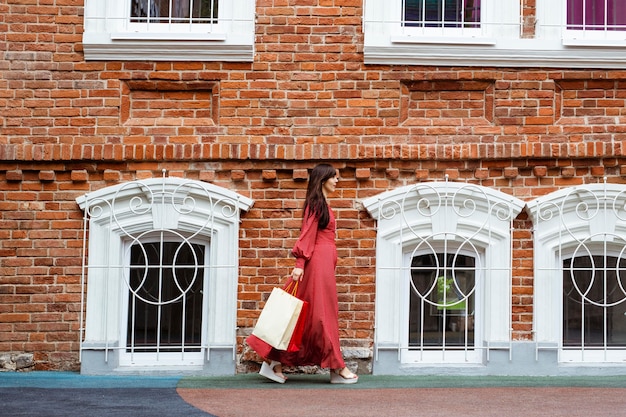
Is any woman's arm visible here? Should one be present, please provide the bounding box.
[290,210,319,281]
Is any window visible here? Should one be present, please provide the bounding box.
[562,255,626,361]
[406,251,478,363]
[537,0,626,47]
[404,0,480,29]
[365,0,626,68]
[122,240,206,366]
[363,0,519,66]
[567,0,626,31]
[363,180,524,373]
[528,182,626,364]
[76,175,253,375]
[83,0,254,61]
[131,0,218,25]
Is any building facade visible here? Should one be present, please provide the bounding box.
[2,0,626,376]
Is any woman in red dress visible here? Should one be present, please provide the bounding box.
[246,164,358,384]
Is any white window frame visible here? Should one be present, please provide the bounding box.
[363,180,525,372]
[527,182,626,364]
[364,0,626,68]
[82,0,255,61]
[76,175,253,374]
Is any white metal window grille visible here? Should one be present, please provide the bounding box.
[76,172,253,373]
[363,178,525,368]
[528,181,626,363]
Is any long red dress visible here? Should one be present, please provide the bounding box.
[246,206,346,369]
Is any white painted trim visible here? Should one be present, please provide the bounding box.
[364,0,626,69]
[527,183,626,363]
[82,0,254,62]
[364,181,524,366]
[76,176,253,371]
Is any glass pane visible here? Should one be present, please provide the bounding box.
[409,253,475,348]
[131,0,218,24]
[127,241,205,352]
[404,0,480,28]
[563,255,626,347]
[567,0,626,31]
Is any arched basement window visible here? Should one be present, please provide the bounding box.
[363,179,524,374]
[527,181,626,364]
[76,173,253,375]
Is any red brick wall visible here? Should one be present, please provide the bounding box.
[2,0,626,371]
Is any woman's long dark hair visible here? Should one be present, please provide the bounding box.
[303,163,336,230]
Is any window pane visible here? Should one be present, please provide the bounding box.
[563,255,626,348]
[567,0,626,31]
[409,253,475,348]
[404,0,480,28]
[131,0,218,24]
[127,241,205,353]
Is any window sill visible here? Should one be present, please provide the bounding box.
[562,38,626,47]
[391,35,496,46]
[82,34,254,62]
[111,32,228,41]
[363,43,626,69]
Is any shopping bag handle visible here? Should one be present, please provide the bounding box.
[283,279,299,296]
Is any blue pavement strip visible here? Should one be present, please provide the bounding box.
[0,372,215,417]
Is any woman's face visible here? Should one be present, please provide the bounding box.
[322,171,339,197]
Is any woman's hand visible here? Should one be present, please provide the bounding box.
[291,267,304,281]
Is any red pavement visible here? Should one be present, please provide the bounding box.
[178,386,626,417]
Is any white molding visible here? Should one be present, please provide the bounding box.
[76,177,253,370]
[363,182,524,365]
[82,0,254,62]
[364,0,626,69]
[527,183,626,362]
[363,45,626,68]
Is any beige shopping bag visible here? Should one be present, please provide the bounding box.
[251,284,304,351]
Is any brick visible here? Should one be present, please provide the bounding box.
[293,169,309,181]
[262,169,277,181]
[355,168,370,180]
[231,170,246,181]
[103,169,120,181]
[38,170,55,182]
[70,170,88,182]
[6,170,23,181]
[504,167,519,178]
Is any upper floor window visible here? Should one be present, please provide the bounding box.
[567,0,626,31]
[364,0,626,68]
[564,0,626,42]
[404,0,480,29]
[83,0,254,61]
[130,0,218,30]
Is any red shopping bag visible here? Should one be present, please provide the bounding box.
[286,281,308,352]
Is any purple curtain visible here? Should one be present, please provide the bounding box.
[568,0,626,30]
